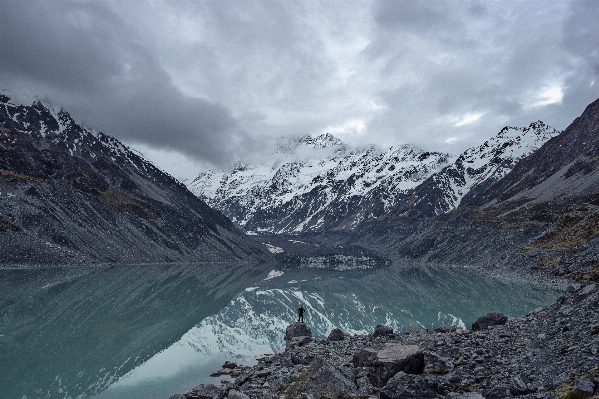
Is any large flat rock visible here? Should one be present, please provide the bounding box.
[353,343,424,387]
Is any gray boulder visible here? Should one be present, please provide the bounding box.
[328,328,345,341]
[373,324,394,338]
[486,386,513,399]
[291,353,305,364]
[353,343,424,388]
[306,356,357,398]
[574,379,595,396]
[446,369,462,384]
[356,375,376,395]
[271,352,294,367]
[227,390,250,399]
[380,372,440,399]
[168,395,186,399]
[222,360,237,369]
[234,373,251,386]
[284,322,312,340]
[184,384,224,399]
[255,369,272,378]
[471,312,508,331]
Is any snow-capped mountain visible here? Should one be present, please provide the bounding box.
[190,133,452,234]
[390,121,561,219]
[0,91,268,264]
[0,91,178,184]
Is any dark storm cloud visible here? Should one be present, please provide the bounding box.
[0,0,597,179]
[362,0,599,152]
[0,0,245,167]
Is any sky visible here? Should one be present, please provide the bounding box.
[1,0,598,181]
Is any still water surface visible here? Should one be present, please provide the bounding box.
[0,263,562,399]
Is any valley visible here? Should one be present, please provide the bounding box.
[1,90,599,399]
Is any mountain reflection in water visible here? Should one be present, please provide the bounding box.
[0,263,265,399]
[0,264,562,399]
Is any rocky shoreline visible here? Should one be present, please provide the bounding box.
[170,283,599,399]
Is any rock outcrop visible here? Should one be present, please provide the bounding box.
[353,343,424,387]
[226,390,249,399]
[372,324,394,339]
[327,328,344,341]
[471,312,508,331]
[306,356,356,398]
[222,361,237,369]
[574,379,596,396]
[283,322,312,340]
[184,384,224,399]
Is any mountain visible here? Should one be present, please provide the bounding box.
[351,98,599,284]
[390,121,560,219]
[0,92,269,265]
[470,99,599,206]
[190,133,452,234]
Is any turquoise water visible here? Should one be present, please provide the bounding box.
[0,263,562,399]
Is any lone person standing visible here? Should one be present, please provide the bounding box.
[298,305,305,323]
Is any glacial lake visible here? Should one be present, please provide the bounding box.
[0,263,563,399]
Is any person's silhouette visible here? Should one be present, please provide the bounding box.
[298,305,305,323]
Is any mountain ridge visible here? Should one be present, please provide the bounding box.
[388,121,560,220]
[191,120,560,235]
[190,135,452,234]
[470,98,599,206]
[348,97,599,284]
[0,91,270,265]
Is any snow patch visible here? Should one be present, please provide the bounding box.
[263,270,284,281]
[264,244,284,254]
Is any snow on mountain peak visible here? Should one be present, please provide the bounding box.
[190,135,451,233]
[300,132,346,148]
[0,90,30,107]
[276,132,349,155]
[0,90,181,189]
[393,121,561,219]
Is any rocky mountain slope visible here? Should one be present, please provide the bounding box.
[470,99,599,206]
[0,92,269,265]
[351,98,599,284]
[391,122,560,219]
[190,133,452,234]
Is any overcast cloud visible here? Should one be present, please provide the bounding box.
[0,0,597,180]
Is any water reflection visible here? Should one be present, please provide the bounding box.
[0,264,563,399]
[98,265,563,399]
[0,263,265,399]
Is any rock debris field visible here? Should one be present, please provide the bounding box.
[170,284,599,399]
